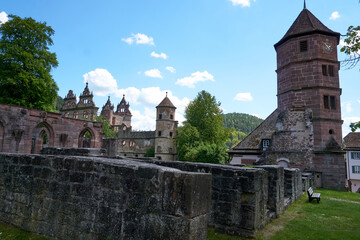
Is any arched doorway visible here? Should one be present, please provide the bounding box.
[31,122,54,154]
[78,128,95,148]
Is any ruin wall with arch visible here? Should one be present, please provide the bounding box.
[0,104,103,154]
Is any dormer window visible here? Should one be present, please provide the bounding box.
[262,139,270,150]
[300,40,308,52]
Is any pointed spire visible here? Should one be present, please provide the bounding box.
[166,91,168,97]
[304,0,306,9]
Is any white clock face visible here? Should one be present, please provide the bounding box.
[323,39,333,54]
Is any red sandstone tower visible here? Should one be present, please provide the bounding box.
[274,6,344,189]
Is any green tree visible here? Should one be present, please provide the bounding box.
[144,146,155,157]
[0,15,58,111]
[176,91,230,164]
[185,90,230,144]
[340,25,360,69]
[95,116,117,138]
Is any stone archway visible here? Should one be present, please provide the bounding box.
[78,128,95,148]
[276,158,290,168]
[31,122,54,154]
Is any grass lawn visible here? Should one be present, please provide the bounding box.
[0,222,47,240]
[1,189,360,239]
[208,188,360,240]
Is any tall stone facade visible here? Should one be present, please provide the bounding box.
[100,95,132,131]
[229,7,345,190]
[155,93,178,161]
[60,83,99,121]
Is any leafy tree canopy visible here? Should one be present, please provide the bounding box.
[144,146,155,158]
[185,90,230,145]
[176,90,230,164]
[95,116,117,138]
[340,25,360,69]
[0,15,58,111]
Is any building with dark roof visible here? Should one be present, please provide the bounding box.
[229,6,345,190]
[344,132,360,193]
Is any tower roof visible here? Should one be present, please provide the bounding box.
[274,8,340,49]
[157,93,176,108]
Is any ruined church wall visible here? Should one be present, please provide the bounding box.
[0,104,103,154]
[0,153,211,240]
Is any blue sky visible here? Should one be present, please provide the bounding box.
[1,0,359,135]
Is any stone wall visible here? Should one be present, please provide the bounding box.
[284,168,302,205]
[131,158,269,238]
[0,153,211,240]
[255,165,284,219]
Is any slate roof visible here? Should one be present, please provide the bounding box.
[228,110,279,154]
[344,132,360,150]
[157,96,176,108]
[274,8,340,48]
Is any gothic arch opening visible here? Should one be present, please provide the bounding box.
[78,128,95,148]
[31,122,54,154]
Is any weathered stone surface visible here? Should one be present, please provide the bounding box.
[254,165,284,219]
[0,153,211,240]
[132,158,269,238]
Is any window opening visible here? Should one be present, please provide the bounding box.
[330,96,336,109]
[300,41,308,52]
[322,65,328,76]
[324,96,329,109]
[328,65,334,76]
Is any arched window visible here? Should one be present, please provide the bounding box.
[277,158,290,168]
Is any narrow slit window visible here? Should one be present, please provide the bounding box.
[159,114,162,119]
[300,41,308,52]
[322,65,328,76]
[330,96,336,109]
[328,65,334,77]
[324,96,329,109]
[158,131,162,137]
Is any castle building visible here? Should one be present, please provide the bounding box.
[100,95,132,131]
[229,5,345,190]
[155,93,178,161]
[60,83,98,121]
[102,94,178,160]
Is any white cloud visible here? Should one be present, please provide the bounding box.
[0,11,8,25]
[83,69,118,96]
[234,92,253,101]
[166,66,176,73]
[151,51,167,59]
[144,69,163,79]
[329,11,340,20]
[176,71,214,88]
[229,0,256,7]
[122,33,154,45]
[131,108,156,130]
[358,100,360,104]
[115,87,190,129]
